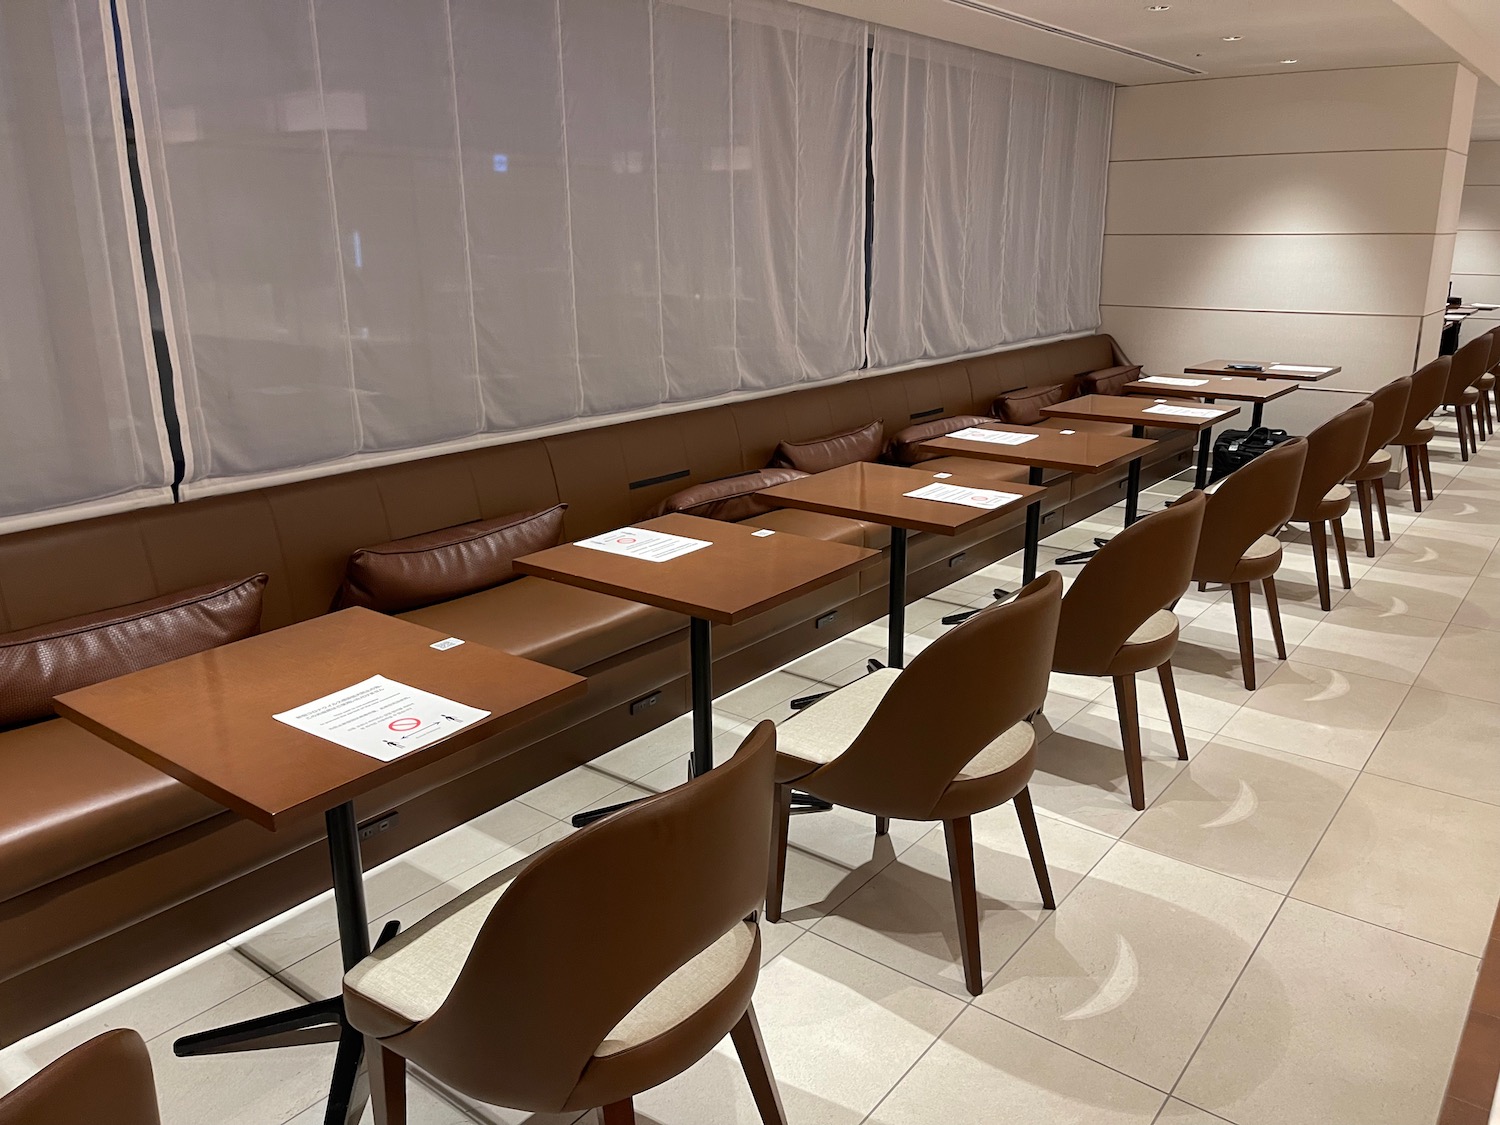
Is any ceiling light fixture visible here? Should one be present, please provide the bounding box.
[1146,5,1170,10]
[1281,58,1298,63]
[1221,35,1242,41]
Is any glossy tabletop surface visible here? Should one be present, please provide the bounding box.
[53,608,587,830]
[757,461,1044,536]
[914,422,1156,474]
[513,512,879,625]
[1124,374,1300,404]
[1184,360,1340,381]
[1041,392,1240,431]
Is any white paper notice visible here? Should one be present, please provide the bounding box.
[275,676,490,762]
[1267,364,1328,374]
[1141,376,1209,387]
[904,483,1022,510]
[575,527,711,563]
[1143,404,1225,419]
[948,427,1038,446]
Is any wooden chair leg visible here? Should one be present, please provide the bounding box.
[1355,480,1375,558]
[1459,406,1472,461]
[943,816,984,996]
[1198,580,1207,592]
[599,1100,636,1125]
[1013,787,1055,909]
[1332,517,1352,589]
[366,1040,407,1125]
[1262,575,1288,661]
[875,816,890,837]
[1483,394,1493,439]
[766,782,793,923]
[1310,520,1332,611]
[1229,582,1257,690]
[731,1004,790,1125]
[1406,446,1423,511]
[1421,444,1435,500]
[1374,478,1390,541]
[1113,674,1146,810]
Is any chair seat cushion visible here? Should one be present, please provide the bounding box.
[0,719,222,902]
[1394,419,1435,445]
[1483,373,1496,390]
[1347,448,1393,481]
[1125,609,1179,647]
[1228,534,1284,583]
[1308,483,1353,522]
[1243,534,1281,563]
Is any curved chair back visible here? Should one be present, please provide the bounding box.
[1358,376,1411,462]
[1447,335,1490,401]
[396,721,777,1109]
[1053,490,1206,676]
[1291,402,1373,520]
[1401,355,1451,435]
[0,1029,160,1125]
[1192,437,1308,584]
[803,570,1063,818]
[1487,326,1500,375]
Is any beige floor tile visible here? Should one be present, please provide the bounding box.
[809,807,1114,997]
[865,1006,1165,1125]
[1153,1100,1233,1123]
[1373,528,1497,577]
[1175,899,1476,1125]
[1143,631,1279,733]
[634,934,965,1125]
[979,843,1280,1091]
[770,803,930,928]
[717,668,827,720]
[1416,623,1500,705]
[1482,543,1500,578]
[1337,566,1477,624]
[782,633,884,682]
[588,709,752,785]
[518,764,655,822]
[1367,686,1500,806]
[1189,590,1324,653]
[1292,772,1500,955]
[1217,661,1408,770]
[1452,574,1500,632]
[287,1080,502,1124]
[1290,603,1446,685]
[1123,737,1356,893]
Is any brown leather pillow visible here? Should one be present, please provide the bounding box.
[334,505,566,614]
[992,381,1077,425]
[885,415,994,465]
[650,468,809,522]
[0,574,268,729]
[770,420,885,473]
[1078,365,1143,397]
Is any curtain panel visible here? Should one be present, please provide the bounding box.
[866,28,1114,368]
[0,0,172,531]
[119,0,867,496]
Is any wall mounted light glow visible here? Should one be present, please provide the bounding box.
[1146,5,1170,9]
[1221,35,1242,41]
[1281,59,1298,64]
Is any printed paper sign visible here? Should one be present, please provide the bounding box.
[904,483,1022,510]
[1143,404,1226,419]
[1140,376,1209,387]
[948,427,1038,446]
[575,527,711,563]
[1266,364,1328,374]
[275,675,490,762]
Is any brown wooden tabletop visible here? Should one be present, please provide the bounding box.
[513,512,879,626]
[1123,374,1300,404]
[913,422,1155,475]
[1184,360,1340,381]
[756,461,1044,537]
[53,608,587,831]
[1042,392,1240,432]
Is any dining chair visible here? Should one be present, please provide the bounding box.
[1479,326,1499,434]
[1394,355,1450,512]
[1190,438,1308,690]
[0,1029,160,1125]
[767,570,1064,996]
[1347,377,1411,557]
[345,722,787,1125]
[1443,336,1488,460]
[1290,402,1373,611]
[1051,491,1205,811]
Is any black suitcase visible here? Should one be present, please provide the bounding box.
[1210,426,1293,483]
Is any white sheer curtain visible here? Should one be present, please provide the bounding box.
[119,0,867,496]
[867,28,1113,368]
[0,0,172,531]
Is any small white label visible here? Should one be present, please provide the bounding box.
[1143,404,1225,419]
[430,637,464,651]
[1059,429,1076,435]
[933,472,953,479]
[752,528,775,537]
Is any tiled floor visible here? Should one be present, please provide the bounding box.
[6,420,1500,1125]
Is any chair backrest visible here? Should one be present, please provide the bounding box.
[1192,437,1308,584]
[0,1030,159,1125]
[397,720,776,1110]
[1291,402,1373,520]
[1486,326,1500,375]
[1358,376,1412,461]
[1402,355,1450,433]
[1447,335,1490,400]
[1053,490,1206,676]
[799,570,1063,819]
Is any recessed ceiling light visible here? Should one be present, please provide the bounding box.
[1221,35,1242,41]
[1281,58,1298,64]
[1146,4,1170,9]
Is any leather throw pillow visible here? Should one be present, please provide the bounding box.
[650,468,809,523]
[770,420,885,473]
[885,415,994,464]
[1078,365,1143,397]
[991,381,1077,425]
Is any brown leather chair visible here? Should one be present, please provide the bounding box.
[1052,491,1205,811]
[345,722,785,1125]
[1444,336,1488,460]
[0,1029,160,1125]
[1191,438,1309,690]
[1394,355,1450,512]
[1484,326,1500,426]
[1347,377,1411,557]
[1290,402,1373,612]
[766,570,1065,997]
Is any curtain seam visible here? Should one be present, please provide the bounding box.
[443,0,484,431]
[554,0,585,416]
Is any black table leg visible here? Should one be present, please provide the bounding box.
[1195,428,1213,490]
[887,528,908,670]
[689,616,714,777]
[1023,465,1043,583]
[1124,424,1145,526]
[1251,401,1265,428]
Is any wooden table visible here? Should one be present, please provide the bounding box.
[515,513,877,795]
[914,424,1153,584]
[1184,359,1340,382]
[757,462,1043,668]
[1125,373,1298,430]
[54,608,586,1125]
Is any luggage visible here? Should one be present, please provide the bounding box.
[1211,426,1294,482]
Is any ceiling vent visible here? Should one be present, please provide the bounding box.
[946,0,1204,75]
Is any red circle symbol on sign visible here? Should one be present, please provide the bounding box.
[615,536,637,545]
[388,717,422,733]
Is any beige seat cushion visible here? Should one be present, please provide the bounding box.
[1323,484,1351,505]
[1126,609,1179,647]
[1242,534,1281,563]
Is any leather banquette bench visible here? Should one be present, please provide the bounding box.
[0,332,1192,1042]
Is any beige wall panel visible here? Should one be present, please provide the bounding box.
[1419,309,1448,363]
[1446,65,1478,156]
[1102,234,1438,317]
[1439,149,1471,235]
[1458,313,1500,347]
[1454,229,1500,274]
[1451,274,1500,304]
[1106,150,1451,236]
[1112,65,1467,162]
[1459,186,1500,231]
[1465,141,1500,185]
[1426,233,1459,313]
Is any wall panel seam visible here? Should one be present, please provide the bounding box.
[1099,304,1428,319]
[1109,147,1458,164]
